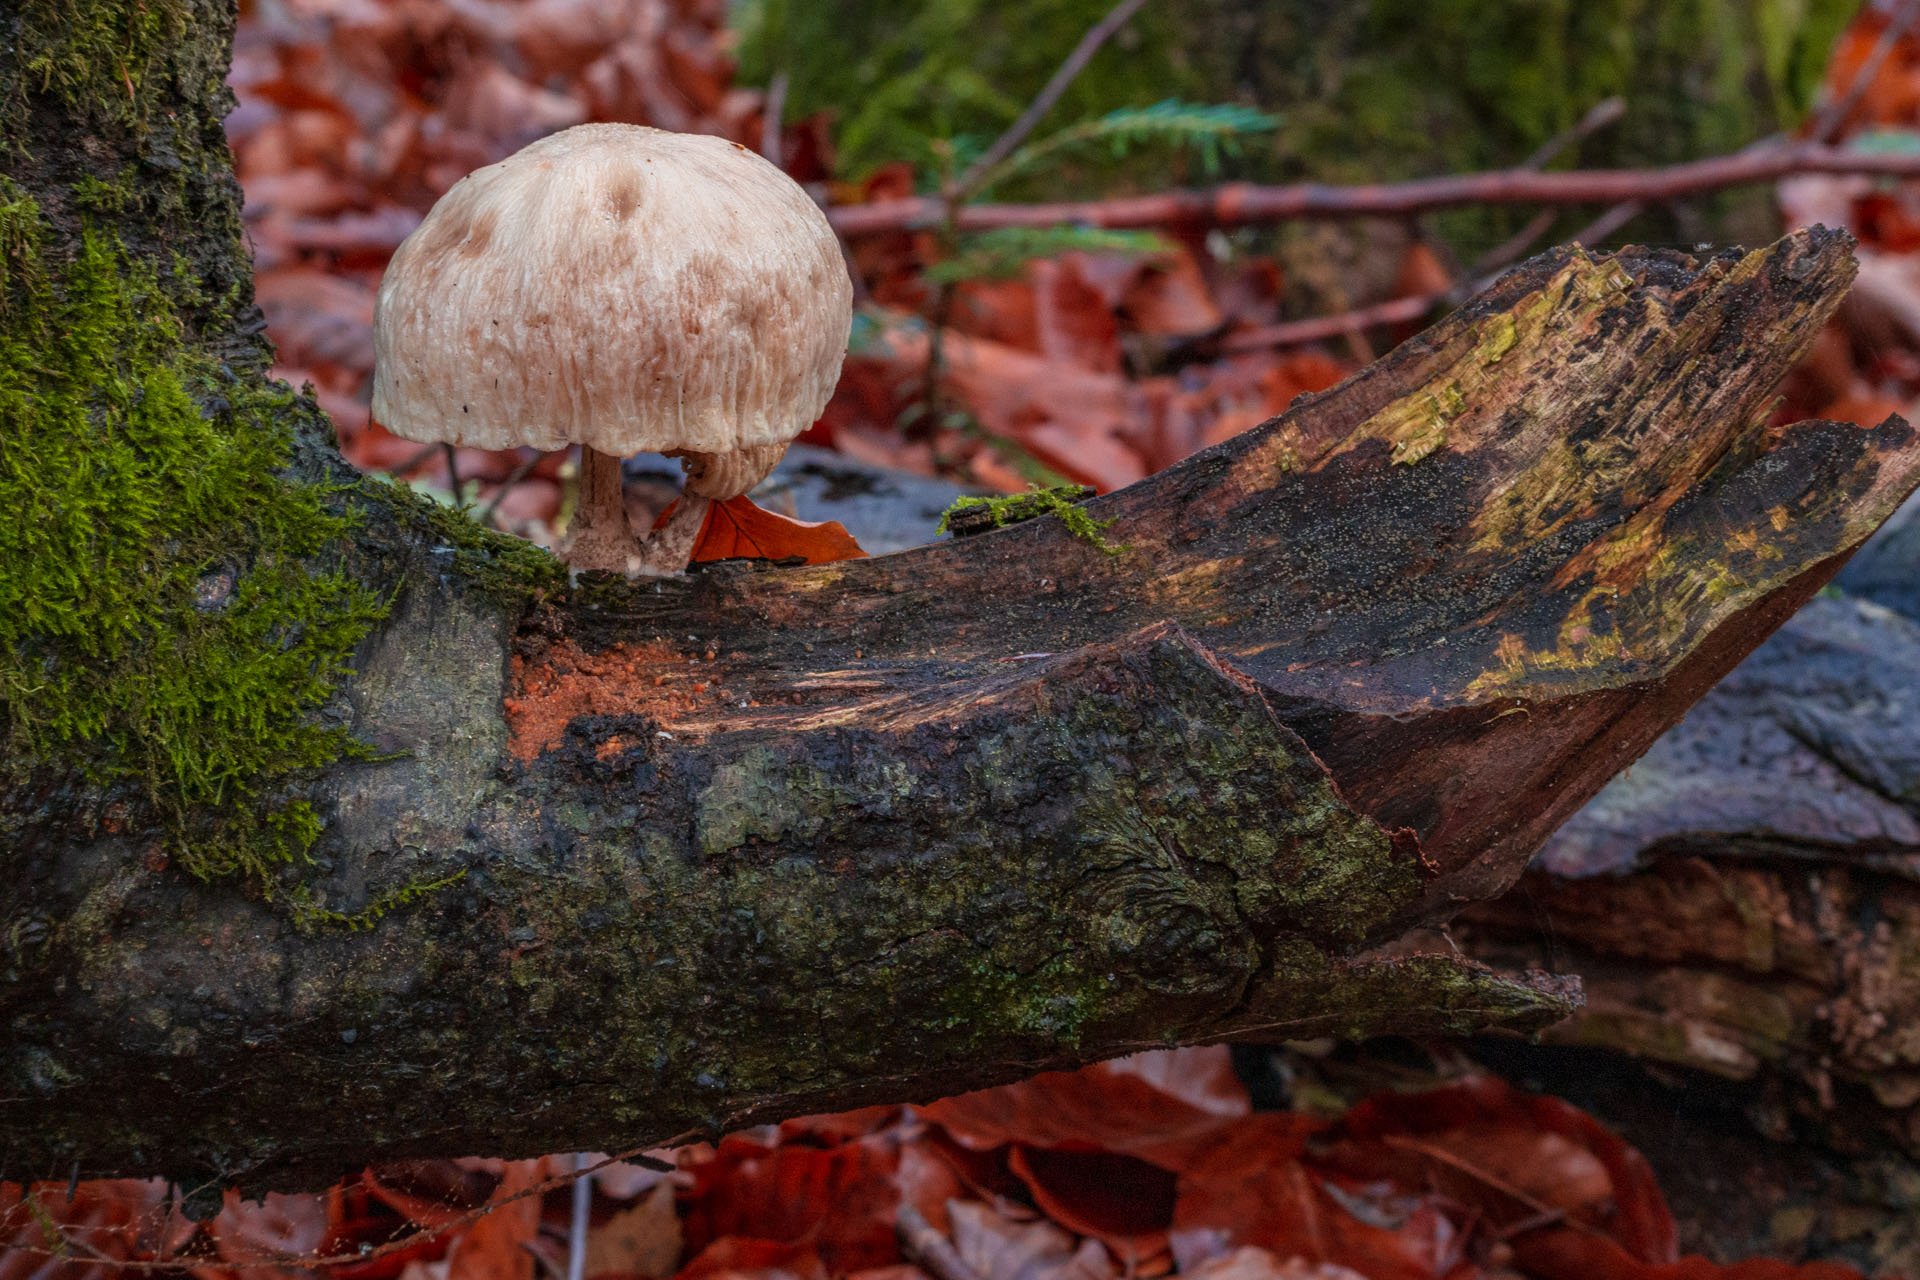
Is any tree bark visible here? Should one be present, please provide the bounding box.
[1450,538,1920,1163]
[5,0,1920,1196]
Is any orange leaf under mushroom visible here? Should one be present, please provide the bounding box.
[657,495,869,565]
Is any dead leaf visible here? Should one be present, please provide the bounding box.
[207,1190,330,1271]
[1182,1246,1368,1280]
[1122,252,1223,338]
[679,1131,903,1275]
[585,1182,681,1280]
[443,1160,544,1280]
[674,1236,829,1280]
[668,495,868,565]
[946,1199,1115,1280]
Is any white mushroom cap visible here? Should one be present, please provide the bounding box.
[370,123,853,457]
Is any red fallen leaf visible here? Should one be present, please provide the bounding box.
[1006,1145,1172,1263]
[952,277,1043,353]
[1183,1245,1368,1280]
[1031,257,1122,374]
[196,1190,330,1279]
[676,1235,830,1280]
[658,495,868,565]
[1215,259,1286,330]
[1171,1160,1465,1280]
[443,1159,544,1280]
[678,1132,904,1275]
[922,1051,1317,1179]
[1104,1047,1249,1119]
[945,1199,1116,1280]
[1122,251,1223,338]
[1327,1076,1675,1263]
[777,1105,909,1146]
[363,1160,502,1231]
[1813,391,1911,434]
[0,1179,196,1280]
[1393,243,1454,302]
[319,1180,454,1280]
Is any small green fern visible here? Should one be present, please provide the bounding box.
[973,99,1279,194]
[927,226,1172,283]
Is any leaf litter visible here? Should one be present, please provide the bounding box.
[0,1050,1877,1280]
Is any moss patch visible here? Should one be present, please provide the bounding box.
[3,0,192,139]
[938,486,1128,554]
[357,474,568,603]
[0,185,385,890]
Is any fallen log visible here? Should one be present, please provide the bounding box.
[5,0,1920,1196]
[1452,539,1920,1162]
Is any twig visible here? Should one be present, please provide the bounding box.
[1567,2,1920,252]
[442,442,464,504]
[479,450,547,528]
[394,441,443,477]
[1518,96,1625,171]
[896,1204,983,1280]
[1566,198,1648,248]
[1807,0,1920,143]
[950,0,1153,200]
[760,71,788,168]
[830,142,1920,237]
[1222,294,1435,353]
[1470,97,1626,275]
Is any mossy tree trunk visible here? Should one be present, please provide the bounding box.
[4,1,1920,1196]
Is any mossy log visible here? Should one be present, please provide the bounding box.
[5,0,1920,1195]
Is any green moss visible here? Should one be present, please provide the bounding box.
[289,869,470,932]
[358,474,568,602]
[3,0,190,138]
[0,187,386,891]
[937,486,1128,554]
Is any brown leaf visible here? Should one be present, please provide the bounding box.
[443,1160,544,1280]
[1182,1246,1367,1280]
[684,496,869,565]
[586,1182,681,1280]
[946,1200,1115,1280]
[1121,252,1222,338]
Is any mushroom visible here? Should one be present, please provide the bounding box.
[370,123,854,575]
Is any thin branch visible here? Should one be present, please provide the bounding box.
[1221,294,1435,354]
[479,450,548,528]
[1565,2,1920,254]
[1807,0,1920,144]
[1567,199,1648,249]
[830,142,1920,237]
[442,442,464,505]
[949,0,1153,200]
[1518,96,1624,171]
[1469,97,1626,275]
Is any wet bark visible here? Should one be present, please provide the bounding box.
[1452,542,1920,1164]
[5,0,1920,1195]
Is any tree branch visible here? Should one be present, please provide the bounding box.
[829,143,1920,236]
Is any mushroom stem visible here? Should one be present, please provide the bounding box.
[634,494,712,578]
[559,444,643,574]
